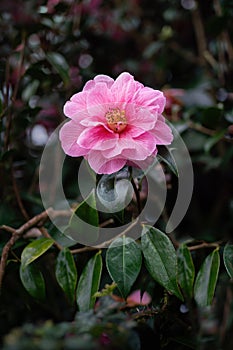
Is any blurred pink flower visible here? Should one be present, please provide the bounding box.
[126,290,152,307]
[112,289,152,307]
[59,72,173,174]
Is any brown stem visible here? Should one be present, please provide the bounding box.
[188,121,216,136]
[39,226,63,251]
[0,209,52,289]
[71,217,139,254]
[191,4,207,64]
[188,241,222,251]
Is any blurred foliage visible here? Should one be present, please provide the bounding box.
[0,0,233,349]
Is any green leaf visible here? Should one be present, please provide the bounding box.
[46,52,69,85]
[106,236,142,298]
[157,145,178,177]
[223,244,233,279]
[20,262,46,300]
[55,248,77,304]
[76,251,102,311]
[22,80,40,102]
[194,248,220,307]
[141,225,183,300]
[177,244,195,299]
[66,190,99,245]
[21,238,54,268]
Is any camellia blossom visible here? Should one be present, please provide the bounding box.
[59,72,173,174]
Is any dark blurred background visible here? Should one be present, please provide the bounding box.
[0,0,233,349]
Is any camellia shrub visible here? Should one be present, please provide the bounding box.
[0,1,233,349]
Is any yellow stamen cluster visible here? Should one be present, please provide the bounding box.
[105,108,127,133]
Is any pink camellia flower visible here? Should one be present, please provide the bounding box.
[59,72,173,174]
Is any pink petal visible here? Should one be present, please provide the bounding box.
[83,74,114,91]
[127,290,141,304]
[141,291,152,305]
[152,115,173,144]
[100,129,156,160]
[87,151,126,174]
[77,126,118,151]
[79,115,106,127]
[86,82,112,116]
[127,152,157,169]
[102,136,135,158]
[63,91,89,120]
[126,103,156,131]
[126,290,152,306]
[110,72,142,103]
[125,125,147,138]
[121,132,157,160]
[70,90,87,105]
[94,74,114,87]
[134,87,166,114]
[63,101,80,118]
[59,121,87,157]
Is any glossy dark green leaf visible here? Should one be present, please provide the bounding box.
[106,236,142,298]
[177,244,195,299]
[194,248,220,307]
[76,251,102,311]
[157,145,178,177]
[141,225,183,300]
[20,262,46,300]
[223,244,233,279]
[46,52,69,84]
[21,238,54,268]
[66,190,99,245]
[55,248,77,304]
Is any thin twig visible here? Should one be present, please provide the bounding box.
[0,209,51,289]
[71,217,139,254]
[99,218,114,227]
[191,4,207,64]
[188,241,222,251]
[39,226,63,251]
[131,177,141,215]
[188,121,216,136]
[129,166,141,215]
[0,232,21,290]
[0,209,137,287]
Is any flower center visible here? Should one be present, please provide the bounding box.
[105,108,127,133]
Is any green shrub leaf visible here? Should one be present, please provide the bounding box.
[76,251,102,311]
[21,238,54,268]
[177,243,195,299]
[55,248,77,304]
[223,244,233,279]
[141,225,183,300]
[20,263,46,300]
[66,190,99,245]
[157,145,178,177]
[46,52,69,85]
[194,248,220,307]
[106,236,142,298]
